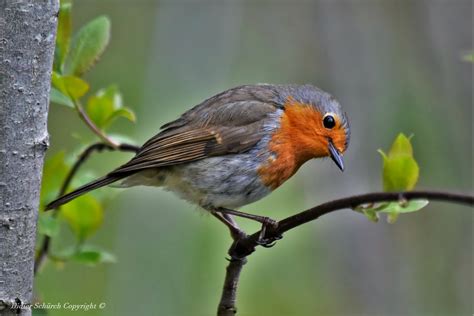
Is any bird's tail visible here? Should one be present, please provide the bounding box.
[45,175,125,211]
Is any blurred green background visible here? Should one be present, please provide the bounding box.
[36,1,472,315]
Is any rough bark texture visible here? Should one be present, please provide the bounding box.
[0,1,58,315]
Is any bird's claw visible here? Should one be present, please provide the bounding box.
[256,217,282,248]
[256,238,277,248]
[256,233,283,248]
[273,234,283,241]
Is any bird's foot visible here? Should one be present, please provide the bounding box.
[256,217,282,248]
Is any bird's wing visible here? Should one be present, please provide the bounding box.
[159,84,281,130]
[110,86,280,175]
[110,123,267,174]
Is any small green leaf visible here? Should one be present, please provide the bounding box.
[382,156,419,191]
[64,76,89,99]
[65,16,111,76]
[378,199,429,214]
[379,133,419,191]
[51,71,65,92]
[86,95,114,128]
[101,84,123,107]
[362,209,379,223]
[50,87,74,108]
[61,195,103,240]
[52,244,116,265]
[462,52,474,63]
[378,200,429,223]
[40,151,70,210]
[388,133,413,157]
[359,200,428,224]
[379,200,429,224]
[71,247,116,266]
[53,2,72,73]
[38,213,60,237]
[51,72,89,100]
[106,107,136,125]
[86,85,135,129]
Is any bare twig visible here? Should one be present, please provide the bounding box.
[74,100,122,148]
[217,190,474,315]
[34,142,139,274]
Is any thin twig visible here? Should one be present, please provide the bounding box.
[74,99,121,148]
[218,190,473,315]
[34,142,139,275]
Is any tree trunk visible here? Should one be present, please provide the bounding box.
[0,1,58,315]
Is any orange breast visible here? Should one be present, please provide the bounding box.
[258,100,327,189]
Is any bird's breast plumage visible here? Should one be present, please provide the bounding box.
[257,99,329,189]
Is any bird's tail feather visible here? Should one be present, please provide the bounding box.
[45,175,125,211]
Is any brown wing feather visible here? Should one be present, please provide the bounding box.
[110,120,267,175]
[111,132,213,174]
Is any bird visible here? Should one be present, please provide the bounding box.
[46,84,350,244]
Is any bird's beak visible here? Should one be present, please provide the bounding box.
[328,141,344,172]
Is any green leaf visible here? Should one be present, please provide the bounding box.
[462,52,474,63]
[65,16,111,76]
[40,151,69,210]
[40,147,102,209]
[51,71,66,93]
[382,156,419,191]
[86,85,135,129]
[63,76,89,99]
[358,200,429,224]
[378,200,429,223]
[106,107,136,125]
[378,133,419,191]
[378,199,429,214]
[71,247,116,266]
[52,244,115,265]
[50,87,74,108]
[51,72,89,100]
[38,213,60,237]
[60,195,104,240]
[362,209,379,223]
[101,84,123,107]
[85,95,114,128]
[388,133,414,157]
[53,2,72,73]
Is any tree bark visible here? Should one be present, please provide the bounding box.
[0,1,58,315]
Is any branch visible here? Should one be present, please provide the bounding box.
[217,190,473,315]
[34,142,139,275]
[217,258,247,316]
[75,99,122,148]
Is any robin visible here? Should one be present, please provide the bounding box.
[46,84,350,244]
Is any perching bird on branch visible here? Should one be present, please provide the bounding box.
[46,84,350,244]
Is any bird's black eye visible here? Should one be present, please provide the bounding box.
[323,114,336,129]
